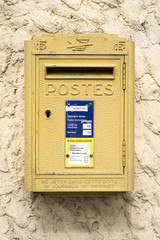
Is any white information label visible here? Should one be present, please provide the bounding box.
[83,130,92,136]
[66,106,88,112]
[69,143,90,165]
[83,123,92,129]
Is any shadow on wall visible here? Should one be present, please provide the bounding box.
[28,192,132,240]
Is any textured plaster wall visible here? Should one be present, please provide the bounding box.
[0,0,160,239]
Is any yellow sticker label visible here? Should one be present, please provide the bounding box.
[65,138,94,167]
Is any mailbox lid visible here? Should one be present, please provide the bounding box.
[36,56,123,175]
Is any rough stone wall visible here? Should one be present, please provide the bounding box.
[0,0,160,239]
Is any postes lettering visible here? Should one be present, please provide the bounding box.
[45,83,114,96]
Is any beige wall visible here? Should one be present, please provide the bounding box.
[0,0,160,239]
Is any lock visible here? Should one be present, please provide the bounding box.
[25,34,134,194]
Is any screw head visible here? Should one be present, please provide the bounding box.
[66,154,69,158]
[90,154,93,157]
[67,103,70,106]
[89,103,92,107]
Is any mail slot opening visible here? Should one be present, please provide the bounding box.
[45,66,114,79]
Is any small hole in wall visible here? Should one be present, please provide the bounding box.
[45,109,51,118]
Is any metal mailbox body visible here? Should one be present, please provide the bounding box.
[25,34,134,194]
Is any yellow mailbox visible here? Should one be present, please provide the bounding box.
[25,34,134,194]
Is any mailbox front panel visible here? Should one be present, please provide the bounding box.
[25,34,134,193]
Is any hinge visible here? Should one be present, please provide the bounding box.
[122,140,126,167]
[122,62,126,90]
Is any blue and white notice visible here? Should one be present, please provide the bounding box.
[66,100,94,138]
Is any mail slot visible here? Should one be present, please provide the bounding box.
[45,66,115,79]
[25,34,134,194]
